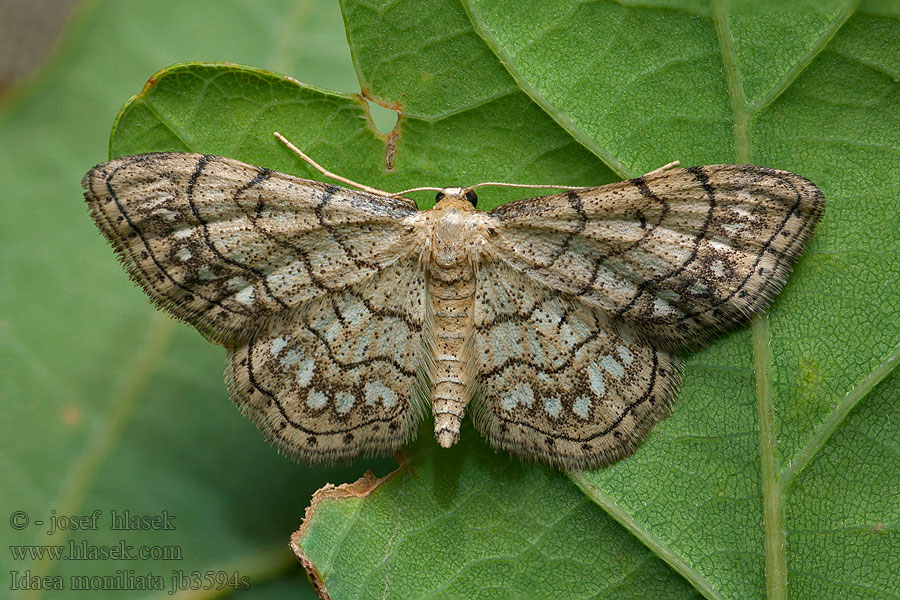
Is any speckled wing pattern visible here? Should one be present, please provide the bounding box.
[486,165,824,348]
[471,261,682,469]
[226,256,429,462]
[83,152,427,461]
[83,153,418,343]
[474,165,823,468]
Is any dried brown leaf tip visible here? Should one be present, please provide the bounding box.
[290,470,390,600]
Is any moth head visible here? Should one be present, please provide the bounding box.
[434,187,478,210]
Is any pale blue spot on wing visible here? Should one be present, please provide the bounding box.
[323,320,342,343]
[270,336,290,357]
[235,286,255,305]
[599,355,625,379]
[335,391,355,414]
[294,357,315,386]
[543,397,562,419]
[306,390,327,410]
[616,344,634,365]
[573,396,591,420]
[226,276,249,291]
[587,362,606,397]
[501,383,534,411]
[365,380,398,408]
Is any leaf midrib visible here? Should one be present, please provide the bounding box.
[710,3,897,599]
[707,3,789,598]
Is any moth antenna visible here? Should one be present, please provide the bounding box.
[644,161,681,177]
[274,132,417,208]
[466,181,586,192]
[461,162,681,194]
[392,186,445,196]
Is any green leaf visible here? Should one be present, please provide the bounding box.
[295,425,702,599]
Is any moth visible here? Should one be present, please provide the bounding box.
[83,134,824,470]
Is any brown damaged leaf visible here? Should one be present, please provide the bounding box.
[291,469,395,600]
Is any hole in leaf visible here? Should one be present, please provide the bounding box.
[367,100,399,135]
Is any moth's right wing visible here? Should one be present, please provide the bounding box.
[484,165,824,348]
[83,153,418,344]
[470,261,682,470]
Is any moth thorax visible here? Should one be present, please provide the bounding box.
[432,213,469,268]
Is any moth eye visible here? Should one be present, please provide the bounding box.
[435,191,445,202]
[465,190,478,207]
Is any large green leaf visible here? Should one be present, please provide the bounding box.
[296,424,701,599]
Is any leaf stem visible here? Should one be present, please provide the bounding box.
[569,473,726,600]
[712,4,789,598]
[782,341,900,490]
[711,0,751,164]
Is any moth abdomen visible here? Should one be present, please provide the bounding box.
[428,262,476,448]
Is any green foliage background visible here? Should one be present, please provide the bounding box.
[1,0,898,598]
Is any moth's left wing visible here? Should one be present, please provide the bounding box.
[470,261,681,470]
[226,256,429,463]
[83,153,417,344]
[484,165,824,348]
